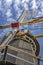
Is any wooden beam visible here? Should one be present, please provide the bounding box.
[0,18,43,29]
[7,53,35,65]
[7,45,43,62]
[8,45,40,60]
[0,25,11,29]
[0,45,43,62]
[20,18,43,26]
[34,34,43,38]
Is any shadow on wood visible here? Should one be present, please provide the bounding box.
[0,61,16,65]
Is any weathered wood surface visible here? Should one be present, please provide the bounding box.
[5,39,38,65]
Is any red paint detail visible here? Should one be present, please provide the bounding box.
[11,22,19,28]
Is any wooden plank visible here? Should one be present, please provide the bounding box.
[15,40,35,65]
[7,45,40,59]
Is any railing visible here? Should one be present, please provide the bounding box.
[0,45,43,65]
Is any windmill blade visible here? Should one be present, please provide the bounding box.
[34,34,43,38]
[28,27,43,30]
[18,10,43,25]
[0,22,19,29]
[18,10,32,22]
[0,10,43,29]
[20,17,43,26]
[0,17,43,29]
[0,10,32,29]
[0,25,11,29]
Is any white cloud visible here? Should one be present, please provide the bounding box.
[41,1,43,8]
[32,0,37,9]
[13,0,22,11]
[13,0,23,19]
[3,28,12,33]
[7,18,16,23]
[21,0,29,10]
[13,4,19,11]
[0,1,2,7]
[6,0,12,3]
[5,0,12,6]
[23,2,28,10]
[14,0,21,5]
[16,9,22,19]
[6,9,12,17]
[0,1,3,11]
[13,0,29,19]
[0,28,12,40]
[22,0,26,3]
[13,0,20,12]
[22,0,29,3]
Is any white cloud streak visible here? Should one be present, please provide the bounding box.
[32,0,37,9]
[23,2,28,10]
[22,0,29,3]
[5,0,12,7]
[14,0,21,5]
[6,9,12,17]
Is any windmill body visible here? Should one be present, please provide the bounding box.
[0,10,43,65]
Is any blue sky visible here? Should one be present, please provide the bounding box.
[0,0,43,65]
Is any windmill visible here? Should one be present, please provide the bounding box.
[0,10,43,65]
